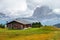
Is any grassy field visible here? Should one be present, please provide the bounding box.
[0,26,60,40]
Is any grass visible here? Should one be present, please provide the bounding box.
[0,26,60,40]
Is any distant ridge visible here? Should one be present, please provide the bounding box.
[54,24,60,28]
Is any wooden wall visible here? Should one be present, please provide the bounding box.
[7,21,31,29]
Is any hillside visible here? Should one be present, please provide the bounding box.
[0,26,60,40]
[54,24,60,28]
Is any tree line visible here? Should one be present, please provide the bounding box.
[32,22,43,28]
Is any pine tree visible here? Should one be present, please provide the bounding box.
[32,22,43,28]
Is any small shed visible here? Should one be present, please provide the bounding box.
[6,19,32,29]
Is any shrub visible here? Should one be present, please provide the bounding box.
[0,24,5,28]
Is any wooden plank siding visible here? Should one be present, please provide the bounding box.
[7,21,32,29]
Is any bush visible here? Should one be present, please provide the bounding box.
[0,24,5,28]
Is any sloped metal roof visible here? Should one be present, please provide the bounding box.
[7,18,39,24]
[14,19,32,24]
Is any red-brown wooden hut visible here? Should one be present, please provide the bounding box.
[6,19,32,29]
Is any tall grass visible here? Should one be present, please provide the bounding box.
[0,26,60,40]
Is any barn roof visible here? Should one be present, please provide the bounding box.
[14,19,32,24]
[7,19,32,24]
[7,18,39,24]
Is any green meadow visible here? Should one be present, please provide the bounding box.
[0,26,60,40]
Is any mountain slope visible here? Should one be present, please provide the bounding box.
[33,6,52,19]
[54,24,60,28]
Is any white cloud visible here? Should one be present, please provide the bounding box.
[0,0,27,11]
[29,0,60,9]
[53,9,60,14]
[38,0,60,9]
[0,0,29,19]
[0,0,60,19]
[26,0,40,10]
[0,0,60,21]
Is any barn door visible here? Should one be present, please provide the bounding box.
[20,25,23,29]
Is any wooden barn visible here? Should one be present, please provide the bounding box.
[6,19,32,29]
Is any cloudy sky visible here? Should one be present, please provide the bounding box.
[0,0,60,25]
